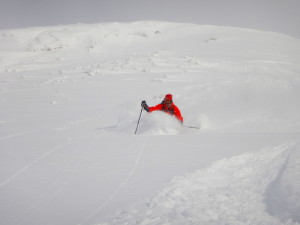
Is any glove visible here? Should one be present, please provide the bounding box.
[141,100,150,112]
[141,100,146,107]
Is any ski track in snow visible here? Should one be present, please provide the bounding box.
[55,117,94,131]
[15,142,88,225]
[0,142,71,188]
[0,129,37,140]
[83,136,151,224]
[12,117,104,223]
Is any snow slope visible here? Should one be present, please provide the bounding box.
[102,144,299,225]
[0,21,299,225]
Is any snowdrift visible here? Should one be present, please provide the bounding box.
[101,144,300,225]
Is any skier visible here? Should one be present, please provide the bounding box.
[141,94,184,124]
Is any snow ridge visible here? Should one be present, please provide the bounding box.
[101,144,299,225]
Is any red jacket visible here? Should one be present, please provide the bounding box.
[148,102,183,123]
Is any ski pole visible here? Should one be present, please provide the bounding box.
[135,107,143,135]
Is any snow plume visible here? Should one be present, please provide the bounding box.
[137,111,182,135]
[115,108,182,135]
[100,144,299,225]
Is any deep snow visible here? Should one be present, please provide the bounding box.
[0,21,299,225]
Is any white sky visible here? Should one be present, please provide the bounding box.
[0,0,299,38]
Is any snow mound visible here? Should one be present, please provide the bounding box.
[27,30,68,51]
[100,144,300,225]
[23,21,168,52]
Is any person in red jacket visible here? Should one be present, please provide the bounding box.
[141,94,183,124]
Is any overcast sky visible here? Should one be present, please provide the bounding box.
[0,0,299,38]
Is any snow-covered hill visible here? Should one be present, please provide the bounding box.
[0,21,299,225]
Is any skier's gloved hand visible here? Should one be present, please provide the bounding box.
[141,100,150,112]
[141,100,146,107]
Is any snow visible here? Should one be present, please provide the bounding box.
[0,21,299,225]
[103,144,298,225]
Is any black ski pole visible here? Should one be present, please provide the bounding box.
[135,107,143,135]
